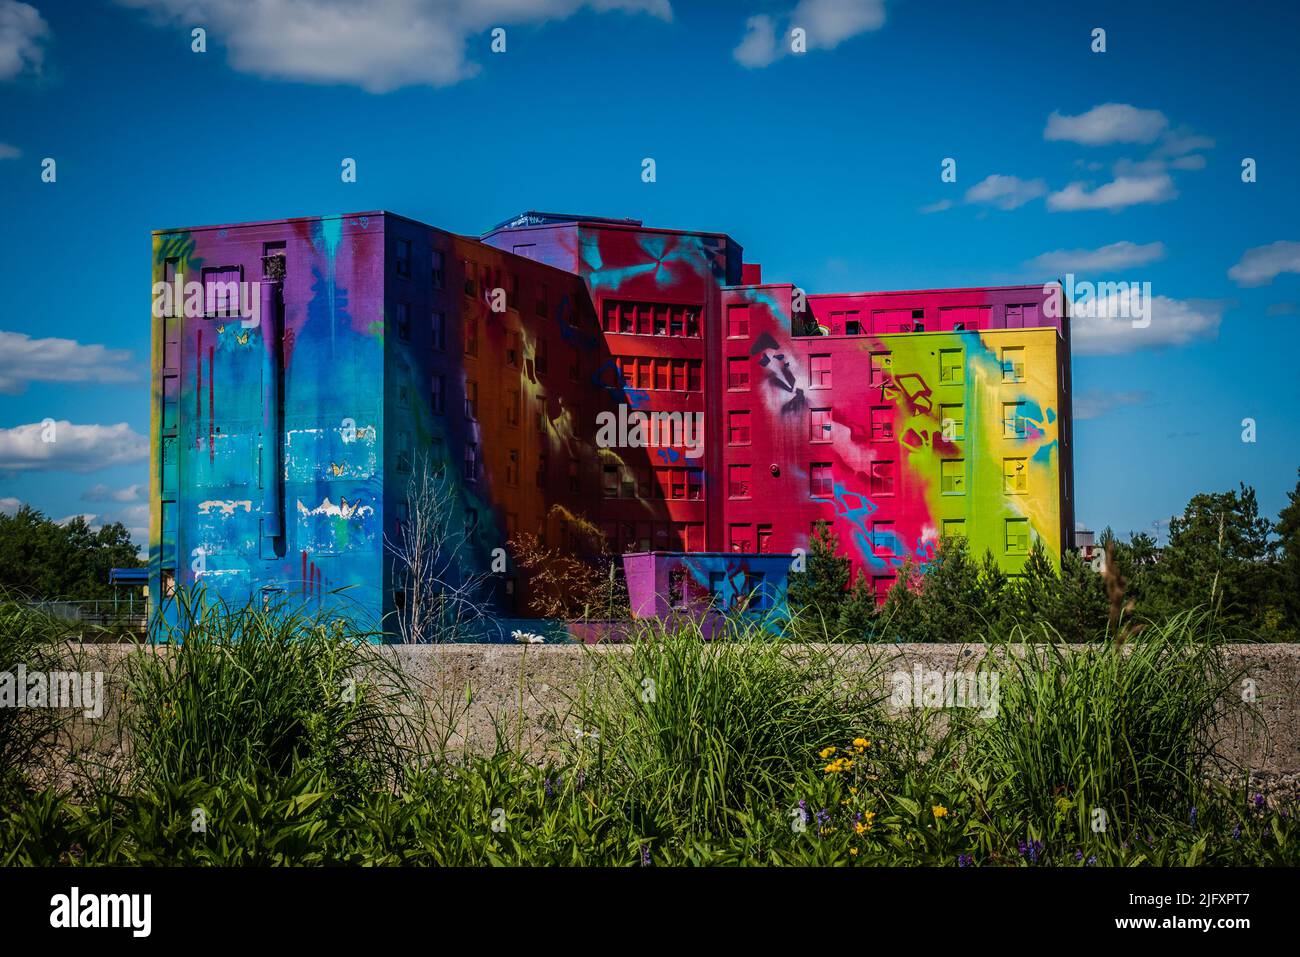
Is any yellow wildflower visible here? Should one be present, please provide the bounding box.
[853,738,871,749]
[819,746,837,759]
[932,805,948,819]
[850,847,858,856]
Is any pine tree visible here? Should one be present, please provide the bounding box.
[786,520,850,631]
[837,571,878,640]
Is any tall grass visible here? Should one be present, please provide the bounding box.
[124,588,423,797]
[973,611,1244,836]
[570,615,888,834]
[0,591,73,788]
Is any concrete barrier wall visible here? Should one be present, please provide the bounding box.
[50,642,1300,794]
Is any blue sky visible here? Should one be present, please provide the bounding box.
[1,0,1298,547]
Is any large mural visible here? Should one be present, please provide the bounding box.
[151,210,1073,636]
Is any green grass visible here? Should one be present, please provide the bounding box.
[0,596,1295,866]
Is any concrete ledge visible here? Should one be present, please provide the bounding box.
[45,642,1300,793]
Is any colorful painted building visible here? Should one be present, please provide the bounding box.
[149,210,1073,634]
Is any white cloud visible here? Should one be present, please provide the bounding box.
[1047,174,1176,212]
[733,0,886,68]
[1074,389,1152,421]
[1045,103,1169,145]
[733,14,778,67]
[1026,240,1166,274]
[0,142,18,159]
[55,513,96,527]
[0,421,148,473]
[964,174,1047,210]
[919,198,953,214]
[0,330,141,394]
[82,482,146,503]
[1071,291,1223,355]
[0,496,20,516]
[1228,241,1300,287]
[119,0,672,92]
[0,0,48,80]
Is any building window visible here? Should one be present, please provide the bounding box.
[728,357,750,390]
[536,283,548,318]
[871,521,895,556]
[465,380,478,419]
[635,466,652,498]
[870,460,895,496]
[1002,401,1026,438]
[939,349,964,385]
[1005,518,1029,555]
[535,338,549,376]
[727,304,751,339]
[685,308,700,338]
[463,443,478,483]
[655,358,670,391]
[728,410,752,446]
[940,459,965,495]
[161,568,176,598]
[506,449,520,486]
[729,464,752,499]
[729,523,753,553]
[506,330,521,368]
[1003,457,1028,494]
[396,239,412,278]
[637,357,653,390]
[431,249,445,289]
[396,302,411,342]
[942,519,966,540]
[672,359,688,392]
[688,360,702,392]
[810,354,832,389]
[431,311,446,351]
[603,465,619,498]
[1001,346,1026,383]
[688,468,703,500]
[669,470,686,500]
[869,352,892,387]
[431,374,445,414]
[464,316,478,357]
[870,406,893,442]
[396,431,412,474]
[536,394,547,433]
[939,403,964,441]
[757,524,773,554]
[811,462,833,498]
[810,407,833,443]
[398,384,411,409]
[506,389,520,427]
[873,576,894,601]
[462,259,476,297]
[202,266,242,318]
[568,459,580,494]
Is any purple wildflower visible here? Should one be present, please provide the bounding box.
[544,777,554,798]
[1232,824,1242,841]
[639,845,651,867]
[1018,839,1044,863]
[1253,793,1265,809]
[957,854,973,868]
[1189,806,1198,826]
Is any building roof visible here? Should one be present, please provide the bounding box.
[485,211,643,232]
